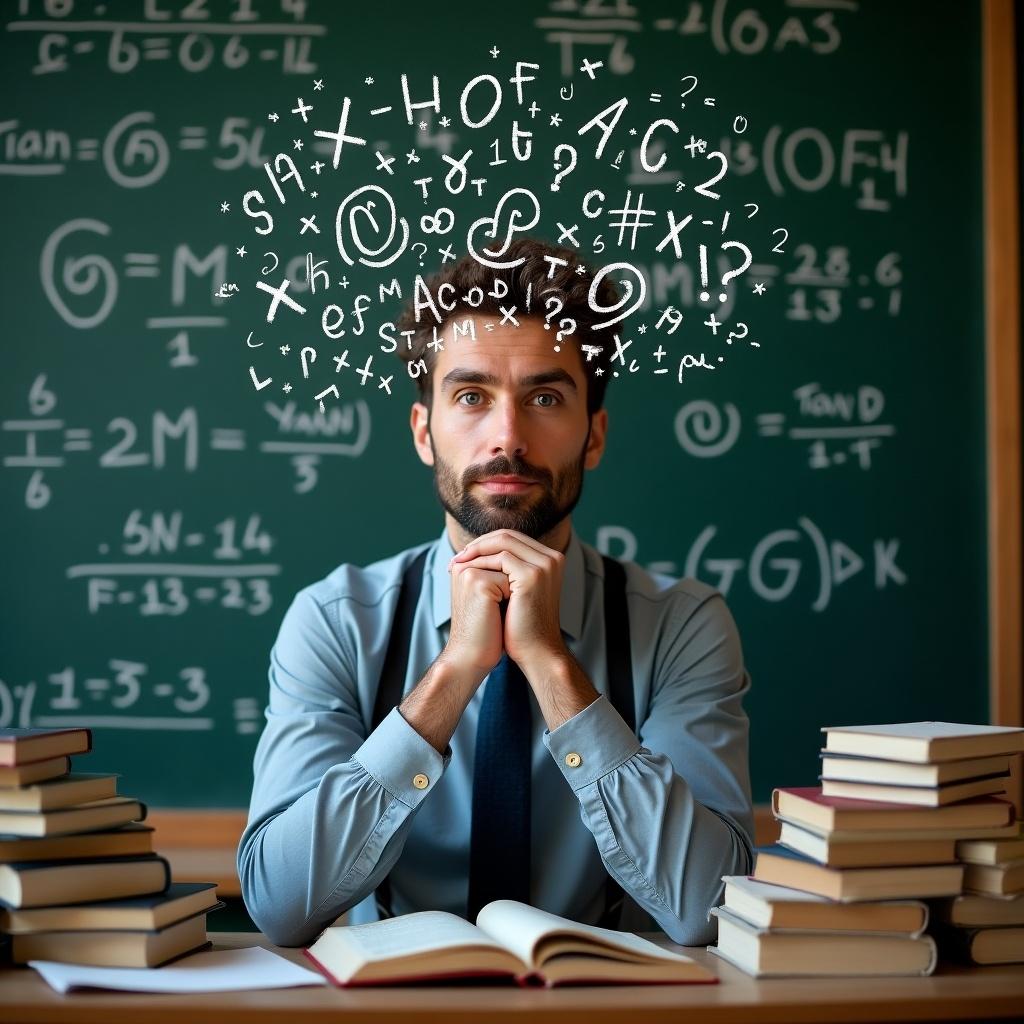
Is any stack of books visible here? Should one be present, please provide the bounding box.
[710,721,1024,977]
[930,823,1024,965]
[0,727,222,967]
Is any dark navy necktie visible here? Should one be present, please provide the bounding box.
[466,651,532,921]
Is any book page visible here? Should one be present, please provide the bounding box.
[475,900,698,969]
[327,911,514,962]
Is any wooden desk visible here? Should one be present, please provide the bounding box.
[2,931,1024,1024]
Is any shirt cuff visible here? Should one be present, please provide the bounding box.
[542,694,641,792]
[353,706,451,808]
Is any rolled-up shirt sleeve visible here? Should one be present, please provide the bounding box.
[542,589,754,946]
[236,587,449,947]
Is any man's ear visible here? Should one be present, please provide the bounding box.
[584,408,608,470]
[410,401,435,466]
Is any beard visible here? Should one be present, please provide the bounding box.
[429,423,590,542]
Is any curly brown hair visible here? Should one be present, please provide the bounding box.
[395,238,620,414]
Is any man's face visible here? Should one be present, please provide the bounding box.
[411,317,606,542]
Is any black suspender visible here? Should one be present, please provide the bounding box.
[370,546,635,928]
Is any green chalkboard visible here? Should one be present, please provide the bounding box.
[1,0,987,807]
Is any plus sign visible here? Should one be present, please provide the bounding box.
[255,277,307,324]
[684,134,707,157]
[313,97,366,170]
[291,97,313,122]
[310,160,325,175]
[377,374,393,395]
[579,58,603,79]
[703,312,722,336]
[333,350,350,372]
[653,345,666,362]
[527,101,540,118]
[355,355,375,385]
[427,333,445,353]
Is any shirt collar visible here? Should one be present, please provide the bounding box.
[429,524,586,641]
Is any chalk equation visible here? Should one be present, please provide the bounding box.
[1,374,372,509]
[597,518,907,612]
[533,0,856,76]
[0,661,259,735]
[6,0,323,76]
[674,382,895,470]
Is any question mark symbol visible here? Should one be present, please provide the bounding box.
[551,143,577,192]
[412,241,427,267]
[555,317,577,350]
[718,241,753,302]
[679,75,698,109]
[261,251,279,276]
[725,323,748,345]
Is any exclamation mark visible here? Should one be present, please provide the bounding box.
[698,244,710,302]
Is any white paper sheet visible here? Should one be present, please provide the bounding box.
[29,945,329,994]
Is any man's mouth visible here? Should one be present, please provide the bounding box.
[476,476,537,494]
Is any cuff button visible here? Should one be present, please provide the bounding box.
[564,752,582,768]
[413,773,429,789]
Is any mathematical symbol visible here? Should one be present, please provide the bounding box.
[313,79,324,91]
[355,355,375,385]
[753,282,766,295]
[333,350,350,372]
[703,312,722,335]
[704,96,716,107]
[549,113,562,127]
[256,277,308,324]
[653,345,666,361]
[490,45,500,58]
[236,246,247,258]
[310,191,318,198]
[427,333,445,353]
[638,324,647,334]
[528,101,540,118]
[338,276,350,288]
[439,244,456,263]
[610,334,633,366]
[370,106,393,116]
[581,344,603,362]
[556,222,580,246]
[375,150,396,175]
[607,190,656,250]
[313,98,367,170]
[439,115,452,127]
[291,97,313,122]
[649,93,662,103]
[280,344,291,354]
[292,138,303,150]
[594,367,604,375]
[310,160,325,175]
[406,149,420,164]
[268,112,279,122]
[220,201,230,213]
[282,383,293,394]
[579,58,603,79]
[378,374,393,395]
[684,135,707,157]
[499,306,519,327]
[365,76,374,84]
[299,214,320,235]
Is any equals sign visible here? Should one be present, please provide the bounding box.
[124,253,159,278]
[649,93,662,103]
[76,138,99,162]
[195,587,217,602]
[63,428,92,452]
[756,413,785,437]
[234,697,262,734]
[179,127,207,151]
[210,428,246,451]
[142,37,171,60]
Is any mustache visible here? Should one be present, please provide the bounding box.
[464,457,552,487]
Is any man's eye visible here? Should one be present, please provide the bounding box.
[533,392,560,407]
[457,391,483,406]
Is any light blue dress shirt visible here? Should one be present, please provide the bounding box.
[238,524,755,947]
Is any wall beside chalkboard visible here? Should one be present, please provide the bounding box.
[2,0,1016,821]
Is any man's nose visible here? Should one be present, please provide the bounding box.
[489,397,528,459]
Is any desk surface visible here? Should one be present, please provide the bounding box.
[3,931,1024,1024]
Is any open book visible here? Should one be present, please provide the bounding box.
[304,899,716,987]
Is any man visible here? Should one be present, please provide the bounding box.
[238,238,754,948]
